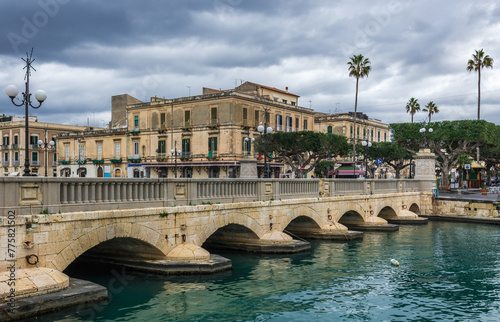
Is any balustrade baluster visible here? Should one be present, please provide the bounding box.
[61,182,68,204]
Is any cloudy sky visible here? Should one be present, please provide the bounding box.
[1,0,499,127]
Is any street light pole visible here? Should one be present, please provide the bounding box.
[361,140,372,178]
[257,106,273,178]
[5,49,47,176]
[37,129,55,177]
[171,141,181,178]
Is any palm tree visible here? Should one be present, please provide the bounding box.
[467,49,493,120]
[405,97,420,123]
[347,54,371,163]
[423,101,439,122]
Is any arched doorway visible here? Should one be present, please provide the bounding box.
[114,168,122,178]
[97,166,104,177]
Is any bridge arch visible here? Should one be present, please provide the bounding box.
[378,206,398,220]
[197,211,265,246]
[409,203,421,215]
[338,210,365,226]
[281,206,324,230]
[48,223,170,272]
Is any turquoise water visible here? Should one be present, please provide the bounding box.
[47,221,500,321]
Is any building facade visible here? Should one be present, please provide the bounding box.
[0,116,88,177]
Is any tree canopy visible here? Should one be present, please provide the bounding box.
[390,120,497,185]
[366,142,413,178]
[255,131,349,177]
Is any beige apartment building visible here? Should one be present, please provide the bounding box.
[0,116,88,176]
[122,82,315,178]
[314,112,390,144]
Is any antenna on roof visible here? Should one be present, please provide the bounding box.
[309,100,312,109]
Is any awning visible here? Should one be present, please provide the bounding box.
[9,172,19,176]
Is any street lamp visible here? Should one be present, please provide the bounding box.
[171,141,181,178]
[419,125,433,147]
[257,122,273,178]
[361,140,372,178]
[243,137,255,156]
[5,50,47,176]
[37,138,55,177]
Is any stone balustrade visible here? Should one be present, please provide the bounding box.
[0,177,433,216]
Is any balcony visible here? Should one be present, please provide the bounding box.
[30,144,40,150]
[158,124,167,133]
[130,127,140,135]
[127,154,141,163]
[182,121,192,131]
[12,160,19,166]
[207,151,218,159]
[110,158,123,164]
[11,144,19,149]
[286,126,293,132]
[91,158,105,164]
[60,160,71,165]
[30,160,41,166]
[180,152,192,159]
[52,161,58,166]
[208,119,219,128]
[156,153,167,162]
[0,145,8,150]
[2,161,9,166]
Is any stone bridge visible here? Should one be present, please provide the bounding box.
[0,143,442,322]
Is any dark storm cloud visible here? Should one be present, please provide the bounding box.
[1,0,500,126]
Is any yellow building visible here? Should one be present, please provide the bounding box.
[119,82,315,178]
[0,116,88,177]
[314,112,390,144]
[55,128,127,177]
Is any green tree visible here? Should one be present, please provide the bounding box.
[255,131,349,178]
[405,97,420,123]
[367,142,413,179]
[478,126,500,184]
[423,101,438,122]
[467,49,493,120]
[390,120,497,186]
[347,54,371,163]
[314,160,336,178]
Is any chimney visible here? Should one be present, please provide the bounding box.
[286,87,288,92]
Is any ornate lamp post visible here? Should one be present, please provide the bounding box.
[243,137,255,156]
[257,121,273,178]
[37,137,55,177]
[5,50,47,176]
[419,124,433,147]
[171,141,181,178]
[361,140,372,178]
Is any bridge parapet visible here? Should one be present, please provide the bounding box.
[0,177,432,216]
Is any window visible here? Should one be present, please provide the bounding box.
[30,135,38,145]
[211,107,217,122]
[185,110,191,126]
[255,110,259,125]
[133,141,139,155]
[14,135,18,146]
[14,152,18,161]
[4,152,8,162]
[134,115,139,127]
[97,142,102,159]
[303,119,308,130]
[363,128,366,139]
[53,153,57,163]
[265,111,270,124]
[282,99,287,104]
[160,113,166,128]
[384,133,387,142]
[291,101,296,106]
[378,131,380,142]
[32,151,38,162]
[357,127,360,139]
[286,116,292,132]
[276,114,282,131]
[115,142,121,157]
[371,129,374,141]
[64,144,70,160]
[182,138,191,154]
[158,140,166,154]
[2,136,9,146]
[208,137,217,158]
[350,126,353,138]
[208,137,218,152]
[295,118,299,131]
[273,97,278,102]
[243,107,248,124]
[327,126,333,134]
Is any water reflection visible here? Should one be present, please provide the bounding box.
[45,222,500,321]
